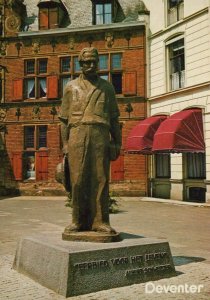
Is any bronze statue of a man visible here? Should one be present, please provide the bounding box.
[59,47,121,235]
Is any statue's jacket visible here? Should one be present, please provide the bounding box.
[59,74,120,129]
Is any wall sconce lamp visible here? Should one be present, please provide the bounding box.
[15,42,22,56]
[50,105,57,122]
[15,107,21,121]
[125,102,133,118]
[32,105,41,119]
[50,38,57,52]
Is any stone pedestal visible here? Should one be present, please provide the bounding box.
[13,232,176,297]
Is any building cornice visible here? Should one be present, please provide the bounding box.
[148,81,210,102]
[0,44,145,59]
[18,21,145,38]
[0,100,61,108]
[0,96,146,108]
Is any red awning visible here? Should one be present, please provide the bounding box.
[152,109,205,153]
[125,115,167,154]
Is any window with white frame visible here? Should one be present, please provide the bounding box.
[155,154,171,178]
[60,53,123,95]
[166,36,185,91]
[24,125,47,150]
[24,59,48,99]
[96,3,112,24]
[60,56,81,96]
[168,0,184,26]
[92,0,118,25]
[23,125,48,180]
[98,53,122,94]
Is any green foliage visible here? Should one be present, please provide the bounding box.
[65,192,72,207]
[108,193,119,213]
[65,192,119,213]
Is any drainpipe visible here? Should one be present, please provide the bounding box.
[0,0,6,103]
[0,64,7,103]
[1,67,5,103]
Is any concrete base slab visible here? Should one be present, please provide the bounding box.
[13,232,176,297]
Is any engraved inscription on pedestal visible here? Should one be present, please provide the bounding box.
[70,246,175,295]
[73,251,173,280]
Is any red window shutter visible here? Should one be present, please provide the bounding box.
[111,154,124,181]
[13,79,23,101]
[39,8,49,29]
[49,8,58,29]
[123,72,137,96]
[12,152,22,180]
[47,75,58,99]
[36,151,48,181]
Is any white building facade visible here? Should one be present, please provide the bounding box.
[143,0,210,202]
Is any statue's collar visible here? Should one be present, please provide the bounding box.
[79,74,100,90]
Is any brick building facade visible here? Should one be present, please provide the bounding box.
[0,0,148,196]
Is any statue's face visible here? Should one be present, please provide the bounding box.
[81,52,98,76]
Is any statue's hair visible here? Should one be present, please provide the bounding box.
[78,47,99,62]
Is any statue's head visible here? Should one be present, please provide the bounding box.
[78,47,99,77]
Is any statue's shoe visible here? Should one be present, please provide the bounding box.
[92,224,116,234]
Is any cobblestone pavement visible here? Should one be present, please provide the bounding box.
[0,197,210,300]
